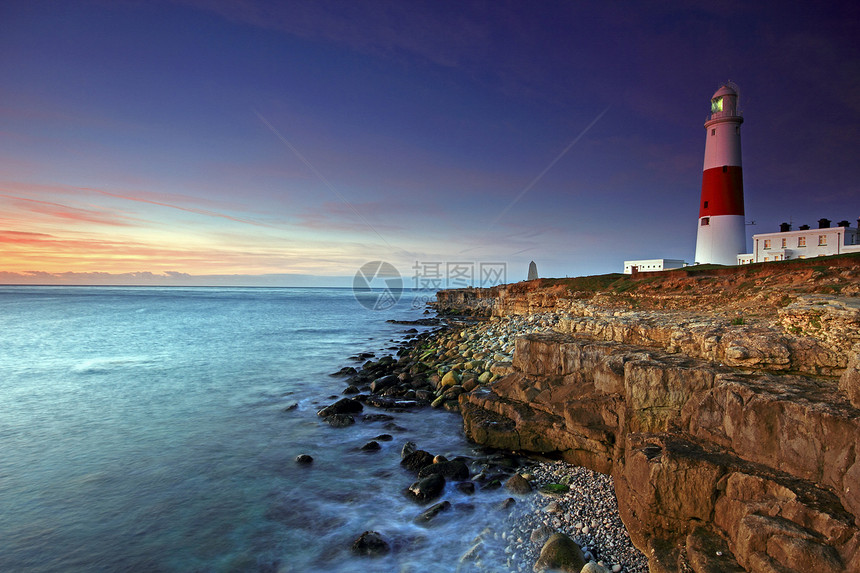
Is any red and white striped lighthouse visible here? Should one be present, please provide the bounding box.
[694,83,746,265]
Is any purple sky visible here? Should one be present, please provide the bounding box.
[1,0,858,285]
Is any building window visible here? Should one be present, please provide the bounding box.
[701,217,710,226]
[798,236,806,247]
[723,165,728,172]
[781,238,787,248]
[819,235,827,246]
[703,201,708,209]
[763,239,771,249]
[711,129,716,136]
[736,126,740,135]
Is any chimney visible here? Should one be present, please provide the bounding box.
[779,222,791,232]
[818,218,831,229]
[799,224,810,230]
[838,220,850,228]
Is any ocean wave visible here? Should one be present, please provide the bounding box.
[71,356,152,374]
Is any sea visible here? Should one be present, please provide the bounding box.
[0,286,515,572]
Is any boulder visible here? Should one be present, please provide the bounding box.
[498,497,516,510]
[401,441,417,458]
[317,398,363,417]
[581,562,611,573]
[462,377,480,392]
[360,440,381,451]
[504,473,532,494]
[330,366,358,377]
[533,532,585,572]
[456,481,476,495]
[401,449,434,473]
[418,460,470,480]
[370,374,399,394]
[414,500,451,525]
[406,473,446,503]
[294,454,313,464]
[530,524,554,544]
[323,413,355,427]
[362,395,422,409]
[350,530,390,556]
[440,370,460,387]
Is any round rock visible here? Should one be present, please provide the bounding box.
[534,532,586,572]
[504,473,533,494]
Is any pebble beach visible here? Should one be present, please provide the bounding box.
[324,310,649,572]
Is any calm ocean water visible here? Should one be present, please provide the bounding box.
[0,286,512,572]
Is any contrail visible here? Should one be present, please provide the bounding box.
[253,109,393,250]
[488,105,610,228]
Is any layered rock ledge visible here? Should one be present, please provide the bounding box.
[437,255,860,572]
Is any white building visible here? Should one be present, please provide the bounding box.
[738,219,860,264]
[623,259,687,274]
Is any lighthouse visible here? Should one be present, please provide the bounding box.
[694,83,746,265]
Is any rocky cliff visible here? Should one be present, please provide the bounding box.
[438,254,860,572]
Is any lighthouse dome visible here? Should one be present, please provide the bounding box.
[712,85,737,99]
[709,84,739,116]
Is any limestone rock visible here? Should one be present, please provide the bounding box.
[460,330,860,573]
[436,259,860,572]
[839,343,860,408]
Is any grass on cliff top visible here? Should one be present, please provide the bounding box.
[532,251,859,294]
[539,273,626,292]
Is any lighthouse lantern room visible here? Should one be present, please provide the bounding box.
[694,83,747,265]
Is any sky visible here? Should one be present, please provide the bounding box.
[1,0,858,286]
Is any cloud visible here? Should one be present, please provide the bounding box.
[0,230,56,244]
[77,185,273,227]
[0,180,273,229]
[0,192,144,227]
